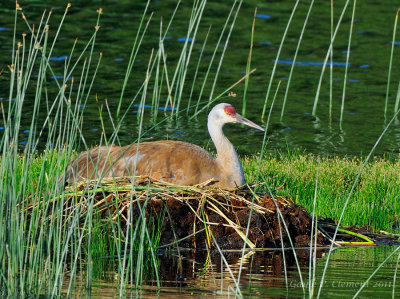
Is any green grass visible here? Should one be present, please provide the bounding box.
[243,152,400,232]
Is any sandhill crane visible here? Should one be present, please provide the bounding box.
[63,103,264,188]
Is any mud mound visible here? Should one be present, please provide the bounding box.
[155,193,329,249]
[59,176,332,249]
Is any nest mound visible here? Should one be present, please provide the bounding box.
[64,176,330,249]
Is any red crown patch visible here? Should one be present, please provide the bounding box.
[224,105,236,116]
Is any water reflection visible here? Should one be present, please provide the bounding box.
[61,246,400,298]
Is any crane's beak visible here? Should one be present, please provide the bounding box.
[235,114,265,131]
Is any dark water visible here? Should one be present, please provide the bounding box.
[63,246,400,298]
[1,0,400,156]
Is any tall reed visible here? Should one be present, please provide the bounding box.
[0,0,255,297]
[340,0,357,126]
[312,0,352,116]
[385,9,400,120]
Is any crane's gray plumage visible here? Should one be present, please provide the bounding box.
[63,103,264,188]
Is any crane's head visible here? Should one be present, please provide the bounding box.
[209,103,264,131]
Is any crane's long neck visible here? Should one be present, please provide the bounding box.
[208,119,245,186]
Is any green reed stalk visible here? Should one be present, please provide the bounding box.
[149,1,182,117]
[207,0,242,107]
[120,49,161,294]
[47,4,71,59]
[340,0,357,126]
[308,177,318,297]
[394,80,400,124]
[151,23,163,119]
[0,3,107,296]
[174,0,206,117]
[210,233,243,298]
[237,80,303,293]
[261,0,299,120]
[354,247,400,298]
[157,2,182,112]
[329,0,334,121]
[280,0,315,121]
[261,81,306,294]
[137,50,154,119]
[242,8,257,117]
[65,58,95,296]
[187,26,211,114]
[276,216,288,290]
[312,0,351,116]
[163,0,207,116]
[2,8,53,295]
[392,253,400,298]
[116,0,151,117]
[239,80,310,297]
[316,107,400,298]
[23,26,50,291]
[194,0,241,115]
[190,69,255,120]
[80,10,102,106]
[386,9,399,119]
[256,80,281,184]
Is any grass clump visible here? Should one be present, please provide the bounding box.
[243,152,400,232]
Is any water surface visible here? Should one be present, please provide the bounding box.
[62,246,400,298]
[1,1,400,156]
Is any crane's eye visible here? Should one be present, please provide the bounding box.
[224,105,236,116]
